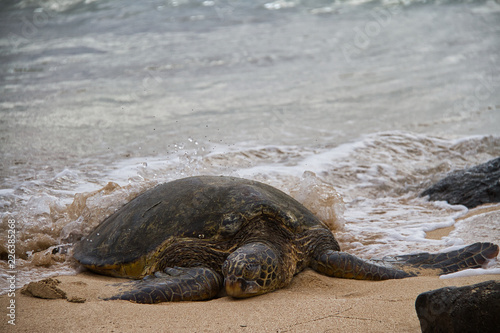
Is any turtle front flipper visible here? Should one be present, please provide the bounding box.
[310,242,499,280]
[382,242,499,275]
[106,266,223,303]
[310,250,412,280]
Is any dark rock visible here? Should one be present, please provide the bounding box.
[415,280,500,333]
[421,157,500,208]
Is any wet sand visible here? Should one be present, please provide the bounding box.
[2,271,498,333]
[425,226,454,240]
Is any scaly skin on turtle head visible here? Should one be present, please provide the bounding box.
[222,242,285,298]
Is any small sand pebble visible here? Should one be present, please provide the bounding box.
[67,296,87,303]
[21,278,67,299]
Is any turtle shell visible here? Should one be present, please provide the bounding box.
[73,176,324,271]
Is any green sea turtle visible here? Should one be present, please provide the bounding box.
[73,176,499,303]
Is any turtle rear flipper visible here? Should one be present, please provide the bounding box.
[106,266,223,303]
[386,242,499,275]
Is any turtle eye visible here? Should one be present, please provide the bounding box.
[243,263,261,280]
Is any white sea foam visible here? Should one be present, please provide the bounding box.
[440,267,500,279]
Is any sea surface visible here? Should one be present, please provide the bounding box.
[1,0,500,293]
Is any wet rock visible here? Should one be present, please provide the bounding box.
[415,280,500,333]
[421,157,500,208]
[21,278,67,299]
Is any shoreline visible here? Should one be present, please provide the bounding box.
[425,204,500,240]
[2,271,498,332]
[425,226,454,240]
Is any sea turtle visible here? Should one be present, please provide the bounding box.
[73,176,499,303]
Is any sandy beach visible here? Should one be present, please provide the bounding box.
[2,269,498,333]
[3,220,499,332]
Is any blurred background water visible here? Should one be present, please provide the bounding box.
[1,0,499,292]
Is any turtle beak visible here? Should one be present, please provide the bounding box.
[224,276,259,298]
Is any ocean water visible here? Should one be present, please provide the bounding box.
[1,0,500,293]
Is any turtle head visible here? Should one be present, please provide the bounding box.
[222,242,281,298]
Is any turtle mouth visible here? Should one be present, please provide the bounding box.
[224,276,260,298]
